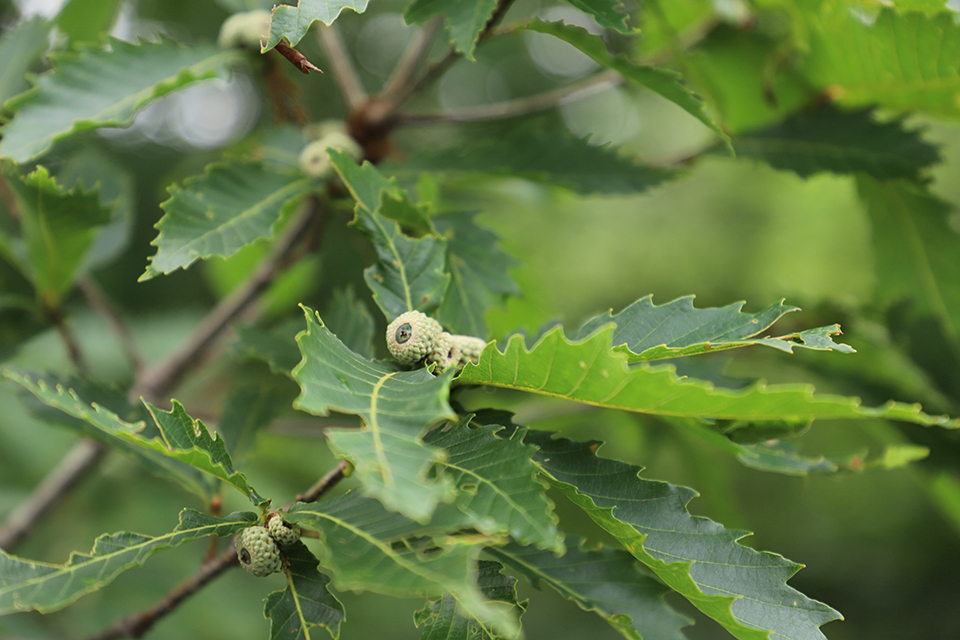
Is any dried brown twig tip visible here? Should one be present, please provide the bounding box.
[273,41,323,74]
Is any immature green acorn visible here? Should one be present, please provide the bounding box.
[299,131,364,179]
[217,10,272,50]
[235,526,282,577]
[266,512,301,547]
[386,311,443,363]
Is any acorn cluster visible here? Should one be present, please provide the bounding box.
[234,512,301,577]
[386,311,487,373]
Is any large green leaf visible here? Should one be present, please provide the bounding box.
[330,150,449,320]
[0,509,254,614]
[0,17,51,107]
[405,0,499,60]
[575,295,853,362]
[396,127,674,196]
[526,431,841,640]
[0,38,240,163]
[425,417,563,552]
[801,4,960,117]
[857,177,960,343]
[287,493,520,638]
[141,162,313,280]
[521,20,728,145]
[415,560,526,640]
[434,212,520,339]
[732,105,941,179]
[488,540,690,640]
[1,166,112,305]
[455,325,958,427]
[263,0,371,50]
[264,541,345,640]
[292,307,457,522]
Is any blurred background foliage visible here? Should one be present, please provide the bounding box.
[1,0,959,639]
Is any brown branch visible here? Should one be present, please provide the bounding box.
[317,23,366,110]
[78,277,145,375]
[380,16,444,102]
[297,460,350,503]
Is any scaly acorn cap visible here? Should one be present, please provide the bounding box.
[386,311,442,363]
[235,526,282,577]
[267,512,301,547]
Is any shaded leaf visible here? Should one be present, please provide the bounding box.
[521,20,727,145]
[263,0,371,50]
[288,494,519,638]
[397,127,673,196]
[324,287,376,359]
[264,541,345,640]
[236,323,304,377]
[857,177,960,343]
[405,0,499,60]
[57,0,123,43]
[455,325,958,427]
[0,509,254,614]
[330,150,449,320]
[526,431,841,640]
[0,17,51,107]
[2,166,112,304]
[0,38,240,163]
[218,376,297,461]
[292,307,457,522]
[563,0,631,33]
[732,105,940,179]
[488,540,690,640]
[425,417,563,552]
[141,161,313,280]
[415,560,526,640]
[434,212,520,338]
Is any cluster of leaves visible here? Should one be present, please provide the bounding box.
[2,1,960,640]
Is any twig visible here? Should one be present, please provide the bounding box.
[132,197,325,403]
[397,69,622,124]
[317,23,366,110]
[0,439,107,550]
[274,41,323,74]
[297,460,350,503]
[78,277,145,375]
[48,307,90,378]
[380,16,444,102]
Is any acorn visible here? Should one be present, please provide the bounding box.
[386,311,442,364]
[266,512,301,547]
[235,526,282,577]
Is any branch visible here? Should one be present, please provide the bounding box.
[397,69,622,124]
[297,460,351,503]
[317,23,366,110]
[380,16,444,102]
[78,277,145,375]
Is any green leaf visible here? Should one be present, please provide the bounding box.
[236,323,304,377]
[488,540,690,640]
[57,0,123,43]
[264,541,345,640]
[0,38,240,163]
[143,399,266,505]
[141,161,313,280]
[405,0,499,60]
[526,431,841,640]
[263,0,371,50]
[563,0,631,33]
[575,296,854,362]
[521,20,728,145]
[396,127,674,196]
[434,212,520,338]
[0,17,51,107]
[218,376,297,461]
[801,5,960,117]
[292,307,457,522]
[424,417,563,552]
[287,493,519,638]
[330,150,449,320]
[455,325,958,427]
[0,509,254,614]
[325,287,376,359]
[415,560,526,640]
[5,370,214,500]
[732,105,941,179]
[857,177,960,343]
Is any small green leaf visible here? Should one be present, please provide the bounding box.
[0,38,241,163]
[236,323,304,377]
[292,307,457,522]
[218,377,297,462]
[325,287,376,359]
[425,417,563,552]
[57,0,123,43]
[263,0,371,50]
[0,17,51,107]
[521,20,728,145]
[0,509,255,614]
[2,166,112,304]
[489,540,691,640]
[455,325,957,428]
[563,0,631,33]
[732,105,941,179]
[405,0,499,60]
[434,212,520,338]
[527,431,841,640]
[415,560,526,640]
[264,541,345,640]
[287,493,520,638]
[141,161,313,280]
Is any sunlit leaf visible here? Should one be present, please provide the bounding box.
[264,541,345,640]
[405,0,499,60]
[263,0,371,50]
